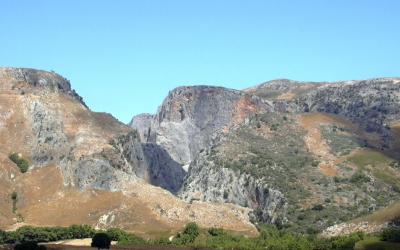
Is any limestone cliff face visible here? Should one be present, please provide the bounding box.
[131,86,285,224]
[139,86,272,165]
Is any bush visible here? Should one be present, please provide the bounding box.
[4,225,97,244]
[208,228,226,237]
[91,233,111,249]
[381,227,400,242]
[174,222,200,245]
[12,227,56,242]
[9,153,29,173]
[183,222,199,237]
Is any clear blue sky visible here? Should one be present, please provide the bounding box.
[1,1,400,123]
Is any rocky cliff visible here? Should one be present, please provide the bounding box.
[2,67,399,236]
[0,68,257,236]
[134,86,272,165]
[131,78,400,233]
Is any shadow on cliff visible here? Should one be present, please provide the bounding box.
[142,143,187,194]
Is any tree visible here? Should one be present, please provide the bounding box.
[91,233,111,250]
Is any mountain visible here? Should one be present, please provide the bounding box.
[0,68,257,237]
[132,77,400,234]
[1,67,399,237]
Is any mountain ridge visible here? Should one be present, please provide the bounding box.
[1,66,399,237]
[131,76,400,234]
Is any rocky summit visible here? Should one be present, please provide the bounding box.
[1,67,400,237]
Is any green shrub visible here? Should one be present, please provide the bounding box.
[381,227,400,242]
[9,153,29,173]
[208,228,226,237]
[13,226,57,242]
[183,222,199,238]
[174,222,200,245]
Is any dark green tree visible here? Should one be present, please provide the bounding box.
[91,233,111,250]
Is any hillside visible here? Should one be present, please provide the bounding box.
[0,68,257,237]
[1,67,399,237]
[132,77,400,234]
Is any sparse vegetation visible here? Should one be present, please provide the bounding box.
[9,153,29,173]
[320,125,360,156]
[350,171,370,185]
